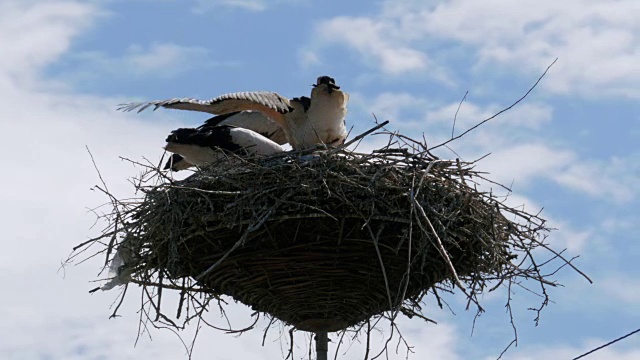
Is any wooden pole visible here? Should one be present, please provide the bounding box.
[316,331,328,360]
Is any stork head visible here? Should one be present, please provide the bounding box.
[313,76,340,93]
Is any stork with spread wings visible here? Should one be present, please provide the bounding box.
[119,76,349,171]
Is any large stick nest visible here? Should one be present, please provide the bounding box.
[77,126,584,339]
[120,148,516,332]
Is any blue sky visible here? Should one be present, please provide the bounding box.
[1,0,639,359]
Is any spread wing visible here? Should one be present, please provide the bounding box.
[118,91,293,117]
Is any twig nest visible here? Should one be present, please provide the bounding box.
[113,145,532,332]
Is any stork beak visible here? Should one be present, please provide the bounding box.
[313,80,340,94]
[314,76,340,91]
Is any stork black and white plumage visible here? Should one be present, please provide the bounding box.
[164,125,284,168]
[163,110,289,171]
[289,76,348,148]
[163,154,192,172]
[201,110,288,145]
[119,75,350,151]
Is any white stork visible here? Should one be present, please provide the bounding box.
[290,76,348,148]
[164,125,284,168]
[118,76,349,169]
[164,110,288,171]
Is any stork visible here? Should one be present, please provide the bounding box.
[290,76,348,148]
[164,110,288,171]
[119,75,349,151]
[164,125,284,168]
[201,110,288,145]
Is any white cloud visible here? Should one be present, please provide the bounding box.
[126,0,274,12]
[191,0,308,13]
[553,156,640,203]
[601,216,639,235]
[192,0,267,12]
[298,49,322,68]
[599,276,640,304]
[366,92,430,122]
[67,42,229,80]
[320,17,428,74]
[427,101,554,130]
[466,140,639,204]
[479,143,575,186]
[353,92,553,133]
[311,0,640,97]
[311,17,454,83]
[399,321,461,360]
[326,319,460,360]
[550,221,591,254]
[0,1,100,84]
[125,43,213,73]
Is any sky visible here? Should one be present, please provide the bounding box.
[1,0,639,359]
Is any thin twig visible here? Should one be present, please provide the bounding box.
[430,58,558,151]
[451,91,468,138]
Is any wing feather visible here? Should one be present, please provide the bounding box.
[200,111,288,145]
[117,91,292,116]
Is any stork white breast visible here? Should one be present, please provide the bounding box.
[301,88,348,148]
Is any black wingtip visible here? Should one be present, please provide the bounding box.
[166,128,198,143]
[165,126,241,152]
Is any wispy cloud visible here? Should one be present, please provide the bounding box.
[350,93,554,133]
[309,17,454,83]
[192,0,267,12]
[426,101,554,130]
[0,1,100,84]
[315,17,429,75]
[191,0,308,13]
[309,0,640,98]
[553,156,640,203]
[66,42,235,80]
[599,276,640,305]
[463,133,639,204]
[298,49,322,68]
[365,92,431,123]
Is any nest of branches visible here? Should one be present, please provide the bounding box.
[76,122,588,339]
